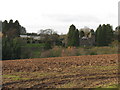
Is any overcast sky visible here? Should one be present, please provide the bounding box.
[0,0,119,34]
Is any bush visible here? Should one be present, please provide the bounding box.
[61,47,79,56]
[40,46,62,58]
[21,47,32,59]
[2,37,21,60]
[40,50,51,58]
[44,43,52,50]
[21,43,46,59]
[90,46,117,55]
[50,47,62,57]
[90,52,97,55]
[109,40,118,47]
[22,45,118,59]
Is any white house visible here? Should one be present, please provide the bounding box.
[20,35,41,40]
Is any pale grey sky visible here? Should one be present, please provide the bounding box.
[0,0,119,34]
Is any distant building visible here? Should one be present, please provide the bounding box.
[79,34,95,46]
[20,35,41,40]
[20,35,29,38]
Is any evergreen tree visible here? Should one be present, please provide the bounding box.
[80,30,85,38]
[75,29,79,46]
[96,24,113,46]
[106,24,113,44]
[67,24,78,46]
[101,24,107,46]
[9,19,14,29]
[96,25,102,46]
[67,24,75,46]
[2,20,23,60]
[118,30,120,42]
[117,26,120,42]
[2,37,12,60]
[14,20,21,37]
[2,20,8,37]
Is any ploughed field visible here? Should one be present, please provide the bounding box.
[2,54,119,88]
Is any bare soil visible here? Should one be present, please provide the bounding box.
[2,54,119,88]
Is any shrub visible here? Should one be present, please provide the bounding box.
[109,40,118,47]
[61,47,79,56]
[40,50,51,58]
[44,43,52,50]
[50,47,62,57]
[90,52,97,55]
[40,46,62,58]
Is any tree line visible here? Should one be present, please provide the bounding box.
[2,20,62,60]
[2,20,26,60]
[67,24,119,47]
[2,19,120,60]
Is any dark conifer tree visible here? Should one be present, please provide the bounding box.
[75,29,79,46]
[67,24,76,46]
[67,24,79,47]
[96,24,113,46]
[80,30,85,38]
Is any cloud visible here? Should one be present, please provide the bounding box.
[42,14,101,24]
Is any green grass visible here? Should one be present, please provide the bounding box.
[57,82,77,88]
[3,75,19,78]
[3,75,30,80]
[25,43,45,47]
[93,83,119,89]
[21,43,118,59]
[90,46,118,55]
[106,84,118,88]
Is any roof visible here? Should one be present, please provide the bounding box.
[82,36,88,39]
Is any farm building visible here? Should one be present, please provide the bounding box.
[79,34,95,46]
[79,27,95,46]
